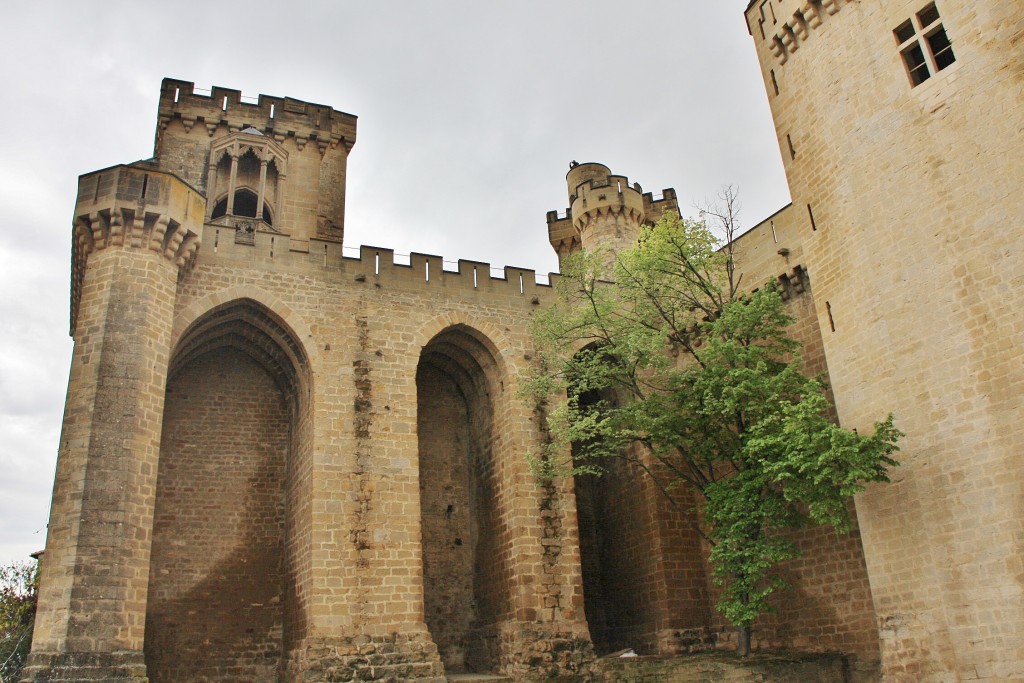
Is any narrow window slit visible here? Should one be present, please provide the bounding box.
[270,103,276,119]
[473,266,478,288]
[519,274,524,294]
[222,96,228,111]
[770,69,780,95]
[425,260,430,282]
[787,134,796,160]
[825,300,836,331]
[375,253,380,275]
[141,174,149,200]
[771,220,778,243]
[173,87,180,103]
[807,203,817,231]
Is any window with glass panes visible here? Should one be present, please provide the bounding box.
[894,3,956,87]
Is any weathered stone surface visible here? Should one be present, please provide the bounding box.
[743,1,1024,680]
[31,6,1024,673]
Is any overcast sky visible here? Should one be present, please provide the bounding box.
[0,0,790,566]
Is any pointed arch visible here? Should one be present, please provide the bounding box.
[412,312,518,393]
[416,322,519,675]
[172,287,319,370]
[147,294,316,681]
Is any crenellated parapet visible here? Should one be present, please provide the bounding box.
[71,164,205,335]
[156,78,356,154]
[153,78,356,244]
[547,162,678,265]
[199,222,557,298]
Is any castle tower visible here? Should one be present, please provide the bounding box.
[744,1,1024,679]
[546,162,678,268]
[154,78,356,244]
[29,80,603,682]
[547,164,714,657]
[23,164,203,681]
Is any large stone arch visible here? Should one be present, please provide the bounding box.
[171,286,319,370]
[415,320,525,675]
[412,312,515,376]
[145,296,315,682]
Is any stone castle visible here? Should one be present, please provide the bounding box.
[23,1,1023,681]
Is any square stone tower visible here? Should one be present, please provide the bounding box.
[743,1,1024,680]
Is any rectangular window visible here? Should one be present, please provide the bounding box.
[894,20,916,45]
[927,27,956,69]
[918,3,940,28]
[902,43,932,85]
[894,2,956,87]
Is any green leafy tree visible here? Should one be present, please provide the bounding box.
[0,561,38,682]
[525,202,901,655]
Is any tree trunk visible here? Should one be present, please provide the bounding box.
[737,624,751,656]
[736,586,752,656]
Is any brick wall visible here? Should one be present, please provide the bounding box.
[146,348,290,682]
[417,363,483,671]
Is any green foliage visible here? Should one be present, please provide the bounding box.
[524,211,901,639]
[0,561,38,682]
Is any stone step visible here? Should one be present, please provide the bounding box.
[446,674,514,683]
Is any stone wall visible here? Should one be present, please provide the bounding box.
[745,1,1024,679]
[29,71,960,680]
[146,348,289,681]
[593,651,849,683]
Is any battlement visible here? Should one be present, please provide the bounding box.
[548,162,678,260]
[71,164,206,335]
[75,163,206,215]
[198,222,556,298]
[571,174,645,234]
[157,78,357,152]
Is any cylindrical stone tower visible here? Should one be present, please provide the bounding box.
[546,162,679,268]
[22,164,203,682]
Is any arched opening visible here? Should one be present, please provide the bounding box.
[416,324,510,675]
[571,349,711,655]
[211,188,274,225]
[570,378,637,655]
[145,300,312,682]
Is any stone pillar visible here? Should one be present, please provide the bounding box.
[257,157,269,222]
[205,160,218,219]
[226,150,239,216]
[23,165,202,682]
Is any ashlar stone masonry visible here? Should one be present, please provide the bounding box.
[24,3,1024,679]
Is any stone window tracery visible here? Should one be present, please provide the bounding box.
[206,129,288,233]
